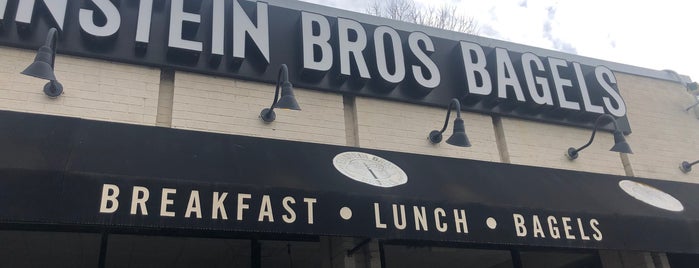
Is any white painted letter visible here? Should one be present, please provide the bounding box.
[99,184,119,213]
[413,206,428,231]
[233,0,269,63]
[301,12,333,72]
[460,41,491,96]
[212,192,228,220]
[521,53,554,105]
[337,18,370,78]
[495,48,525,101]
[237,193,251,221]
[408,32,440,89]
[374,26,405,84]
[130,186,149,215]
[258,195,274,222]
[304,198,316,224]
[374,203,387,228]
[168,0,202,52]
[453,209,468,234]
[135,0,153,44]
[79,0,121,37]
[513,214,527,237]
[282,196,296,223]
[160,188,176,217]
[595,66,627,117]
[185,190,201,219]
[434,208,447,232]
[548,57,581,111]
[392,204,407,230]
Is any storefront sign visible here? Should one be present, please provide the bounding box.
[0,0,631,133]
[0,112,696,252]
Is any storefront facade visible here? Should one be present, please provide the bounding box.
[0,0,698,267]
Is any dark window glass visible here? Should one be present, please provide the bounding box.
[668,253,699,268]
[520,250,602,268]
[0,230,101,268]
[105,234,251,268]
[383,245,514,268]
[259,240,321,268]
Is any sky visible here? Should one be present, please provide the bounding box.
[301,0,699,83]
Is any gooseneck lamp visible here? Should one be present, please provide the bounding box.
[260,64,301,122]
[21,27,63,98]
[565,114,633,160]
[679,160,699,173]
[428,98,471,147]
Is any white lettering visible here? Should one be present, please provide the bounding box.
[15,0,67,30]
[408,32,440,89]
[232,0,269,63]
[413,206,428,231]
[548,57,581,111]
[573,62,604,114]
[237,193,251,221]
[168,0,202,52]
[301,12,332,72]
[532,215,545,238]
[212,192,228,220]
[374,26,405,84]
[135,0,153,44]
[434,208,447,232]
[160,188,176,217]
[374,203,387,228]
[211,0,224,55]
[591,219,603,241]
[547,216,561,239]
[79,0,121,37]
[392,204,407,230]
[496,48,525,101]
[130,186,149,215]
[513,213,527,237]
[304,198,316,224]
[184,190,202,219]
[453,209,468,234]
[337,18,370,78]
[595,66,627,117]
[99,184,119,213]
[521,53,554,105]
[282,196,296,223]
[562,216,576,240]
[460,41,491,96]
[258,195,274,222]
[577,218,590,240]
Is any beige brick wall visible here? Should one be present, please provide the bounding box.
[502,117,626,175]
[355,97,500,162]
[0,47,160,125]
[618,73,699,183]
[171,71,346,145]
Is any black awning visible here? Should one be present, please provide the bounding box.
[1,111,698,253]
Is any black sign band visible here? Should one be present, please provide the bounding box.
[0,0,631,133]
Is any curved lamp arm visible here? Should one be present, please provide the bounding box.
[566,114,631,160]
[46,28,58,68]
[434,98,462,136]
[428,98,470,147]
[266,64,289,115]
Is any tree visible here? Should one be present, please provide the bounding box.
[366,0,479,35]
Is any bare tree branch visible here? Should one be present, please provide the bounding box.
[367,0,479,35]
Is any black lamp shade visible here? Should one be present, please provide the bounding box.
[21,46,56,81]
[446,117,471,147]
[610,131,633,154]
[273,81,301,111]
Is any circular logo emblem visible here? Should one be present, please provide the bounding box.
[333,152,408,188]
[618,180,684,212]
